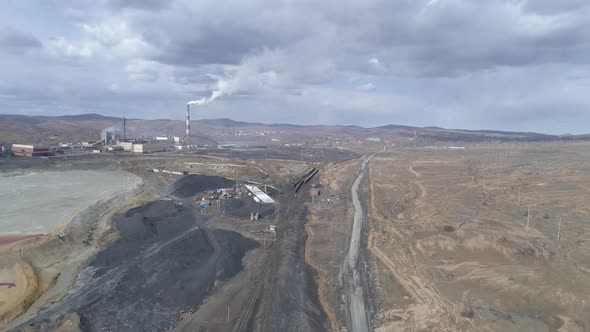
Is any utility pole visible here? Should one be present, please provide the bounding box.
[557,216,563,244]
[526,207,530,228]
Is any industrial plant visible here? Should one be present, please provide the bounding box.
[2,105,212,158]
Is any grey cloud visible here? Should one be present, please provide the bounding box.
[522,0,589,14]
[0,26,42,54]
[132,1,312,67]
[108,0,169,11]
[365,2,590,77]
[2,0,590,134]
[101,0,590,79]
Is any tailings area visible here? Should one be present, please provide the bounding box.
[11,200,258,332]
[3,154,331,332]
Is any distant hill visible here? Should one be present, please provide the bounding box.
[0,114,122,143]
[196,118,263,127]
[55,113,122,121]
[197,118,306,129]
[0,113,588,145]
[376,124,419,130]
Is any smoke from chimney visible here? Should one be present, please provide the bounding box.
[186,66,261,136]
[186,78,227,137]
[188,75,234,106]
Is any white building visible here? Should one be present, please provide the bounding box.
[118,142,133,152]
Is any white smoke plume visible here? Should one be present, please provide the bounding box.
[188,75,237,106]
[188,50,280,106]
[187,98,206,105]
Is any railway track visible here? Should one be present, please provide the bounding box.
[233,186,309,332]
[232,243,278,332]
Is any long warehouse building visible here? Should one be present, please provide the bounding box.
[11,144,53,157]
[244,185,275,204]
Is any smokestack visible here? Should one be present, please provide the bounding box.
[123,117,126,141]
[186,104,191,137]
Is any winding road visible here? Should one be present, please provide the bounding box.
[344,154,375,332]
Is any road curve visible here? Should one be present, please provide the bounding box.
[344,154,374,332]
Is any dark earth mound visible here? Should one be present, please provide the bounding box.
[221,197,277,220]
[167,174,234,198]
[13,200,258,332]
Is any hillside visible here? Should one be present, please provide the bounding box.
[0,113,587,145]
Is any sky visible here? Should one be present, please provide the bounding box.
[0,0,589,134]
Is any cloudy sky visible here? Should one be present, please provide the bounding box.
[1,0,589,134]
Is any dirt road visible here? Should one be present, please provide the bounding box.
[343,155,374,332]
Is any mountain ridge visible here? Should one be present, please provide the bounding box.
[1,113,588,144]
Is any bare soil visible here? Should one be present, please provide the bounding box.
[367,143,590,331]
[304,158,363,330]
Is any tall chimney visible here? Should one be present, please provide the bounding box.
[186,104,191,136]
[123,117,127,140]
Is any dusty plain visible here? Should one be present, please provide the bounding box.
[365,143,590,331]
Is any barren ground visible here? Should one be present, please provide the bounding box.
[367,142,590,331]
[4,141,590,332]
[305,158,363,331]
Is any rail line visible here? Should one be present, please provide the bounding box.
[232,244,277,332]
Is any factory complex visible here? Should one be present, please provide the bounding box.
[1,104,228,158]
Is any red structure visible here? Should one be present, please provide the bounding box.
[11,144,53,157]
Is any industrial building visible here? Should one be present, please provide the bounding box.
[101,131,115,145]
[132,142,171,154]
[11,144,53,157]
[244,185,275,203]
[118,142,133,152]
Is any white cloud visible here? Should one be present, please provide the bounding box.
[82,19,150,58]
[425,0,440,7]
[124,59,161,82]
[357,83,376,91]
[45,36,98,59]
